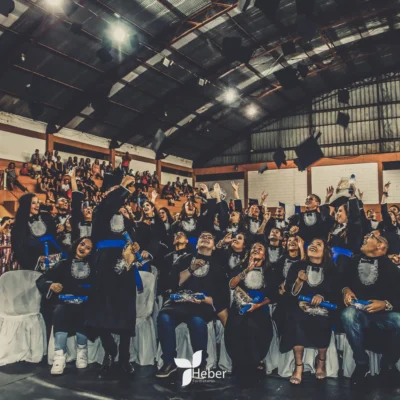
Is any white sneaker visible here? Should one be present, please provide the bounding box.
[76,344,88,369]
[51,350,66,375]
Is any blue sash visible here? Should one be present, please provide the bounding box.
[38,234,67,258]
[95,239,143,293]
[331,246,353,262]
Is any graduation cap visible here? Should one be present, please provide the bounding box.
[337,112,350,128]
[258,163,268,174]
[330,196,350,209]
[273,148,287,169]
[0,0,15,17]
[222,37,254,64]
[274,67,300,89]
[294,134,324,171]
[109,138,121,149]
[338,90,350,104]
[249,199,259,206]
[281,41,296,56]
[28,101,44,120]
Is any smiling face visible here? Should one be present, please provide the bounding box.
[389,211,396,224]
[231,233,245,252]
[307,239,324,260]
[249,205,260,219]
[159,209,167,222]
[230,211,240,224]
[143,201,154,217]
[366,210,376,220]
[119,207,129,219]
[30,196,40,215]
[83,206,93,221]
[275,206,285,219]
[75,238,93,260]
[335,205,348,224]
[287,236,299,252]
[197,232,215,251]
[361,231,388,256]
[305,195,320,210]
[250,242,266,264]
[268,228,282,242]
[173,231,188,246]
[57,198,69,211]
[389,205,399,216]
[184,201,196,217]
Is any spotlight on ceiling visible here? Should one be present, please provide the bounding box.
[245,104,258,118]
[224,88,239,103]
[110,25,128,44]
[45,0,64,10]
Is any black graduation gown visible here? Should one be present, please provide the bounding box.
[289,206,333,243]
[158,248,191,298]
[36,258,93,333]
[135,217,168,261]
[171,199,217,241]
[381,204,400,254]
[225,264,278,371]
[86,186,138,334]
[280,261,338,352]
[70,191,92,242]
[13,212,62,271]
[160,253,229,322]
[215,246,248,277]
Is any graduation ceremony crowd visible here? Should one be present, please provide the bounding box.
[4,164,400,388]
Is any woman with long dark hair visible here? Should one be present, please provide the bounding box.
[159,207,174,249]
[36,237,94,375]
[225,242,278,386]
[216,232,249,276]
[281,238,338,385]
[11,193,62,271]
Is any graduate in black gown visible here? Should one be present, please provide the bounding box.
[171,184,217,245]
[282,238,338,385]
[380,182,400,254]
[11,193,63,272]
[156,232,229,378]
[225,242,278,385]
[216,232,249,276]
[36,237,94,376]
[288,194,333,243]
[159,207,174,250]
[85,176,144,379]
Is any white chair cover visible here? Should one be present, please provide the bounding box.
[96,271,157,366]
[156,320,217,370]
[277,332,339,378]
[341,334,400,377]
[216,305,280,374]
[0,270,47,366]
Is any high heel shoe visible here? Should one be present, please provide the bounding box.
[315,356,327,380]
[290,363,304,385]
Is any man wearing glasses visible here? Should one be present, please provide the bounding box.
[156,232,229,378]
[341,231,400,386]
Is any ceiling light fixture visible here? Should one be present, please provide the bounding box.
[245,104,258,118]
[224,88,239,103]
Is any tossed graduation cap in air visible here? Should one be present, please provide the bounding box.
[102,166,124,192]
[258,163,268,174]
[273,148,287,169]
[0,0,15,17]
[294,131,324,171]
[337,112,350,128]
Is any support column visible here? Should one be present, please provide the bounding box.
[156,160,162,185]
[46,133,54,154]
[307,167,312,195]
[192,171,196,187]
[110,149,116,168]
[244,170,249,209]
[377,161,383,200]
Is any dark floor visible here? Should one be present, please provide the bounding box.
[0,362,399,400]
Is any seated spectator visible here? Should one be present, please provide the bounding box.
[64,156,74,172]
[176,177,182,189]
[31,159,42,179]
[30,149,41,164]
[55,156,64,174]
[20,163,30,177]
[61,178,71,198]
[84,158,91,172]
[92,159,102,179]
[152,171,159,189]
[100,161,107,177]
[141,172,149,192]
[105,162,113,173]
[42,151,51,162]
[43,156,56,177]
[83,172,97,200]
[78,158,85,169]
[161,182,173,200]
[73,156,78,167]
[6,162,28,193]
[53,150,59,163]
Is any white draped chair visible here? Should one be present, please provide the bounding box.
[216,304,280,374]
[0,270,47,366]
[337,333,400,377]
[49,270,157,366]
[277,332,339,377]
[156,320,217,370]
